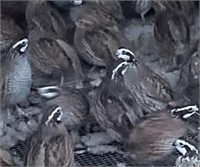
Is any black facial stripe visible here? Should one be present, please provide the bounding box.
[126,52,134,58]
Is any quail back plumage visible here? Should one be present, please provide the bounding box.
[126,111,190,165]
[154,9,190,56]
[73,0,126,67]
[135,0,152,21]
[92,71,144,141]
[26,1,84,84]
[0,15,24,54]
[0,39,32,108]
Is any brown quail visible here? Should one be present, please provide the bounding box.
[25,105,75,167]
[26,1,84,85]
[113,48,173,113]
[0,15,24,55]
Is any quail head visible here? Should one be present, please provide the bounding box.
[25,105,75,167]
[126,110,191,165]
[112,48,173,114]
[0,38,32,110]
[44,87,90,130]
[26,1,84,86]
[173,136,200,167]
[154,9,190,56]
[171,105,199,129]
[0,15,24,55]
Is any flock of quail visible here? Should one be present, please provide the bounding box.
[0,0,199,167]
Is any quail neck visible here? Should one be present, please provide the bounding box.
[1,38,32,108]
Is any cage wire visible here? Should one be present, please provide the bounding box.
[9,136,178,166]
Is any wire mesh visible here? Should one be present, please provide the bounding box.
[9,136,178,166]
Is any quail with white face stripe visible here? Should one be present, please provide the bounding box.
[25,105,75,167]
[126,110,190,165]
[115,48,137,62]
[0,38,32,117]
[113,48,173,113]
[171,105,199,119]
[173,137,200,167]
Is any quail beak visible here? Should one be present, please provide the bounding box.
[172,141,176,146]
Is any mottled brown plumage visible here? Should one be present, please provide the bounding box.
[73,0,125,67]
[25,105,75,167]
[154,10,190,56]
[113,48,173,114]
[46,88,90,129]
[152,0,196,25]
[126,111,190,164]
[92,76,143,141]
[0,15,24,54]
[74,20,120,66]
[26,1,84,83]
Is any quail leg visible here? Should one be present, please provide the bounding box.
[141,13,145,23]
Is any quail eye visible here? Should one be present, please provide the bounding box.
[188,108,193,112]
[57,109,61,114]
[22,42,26,45]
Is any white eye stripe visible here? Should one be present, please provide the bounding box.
[73,0,82,5]
[12,38,28,49]
[45,106,63,126]
[172,105,199,112]
[116,48,135,56]
[171,105,199,118]
[111,62,129,80]
[175,139,199,155]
